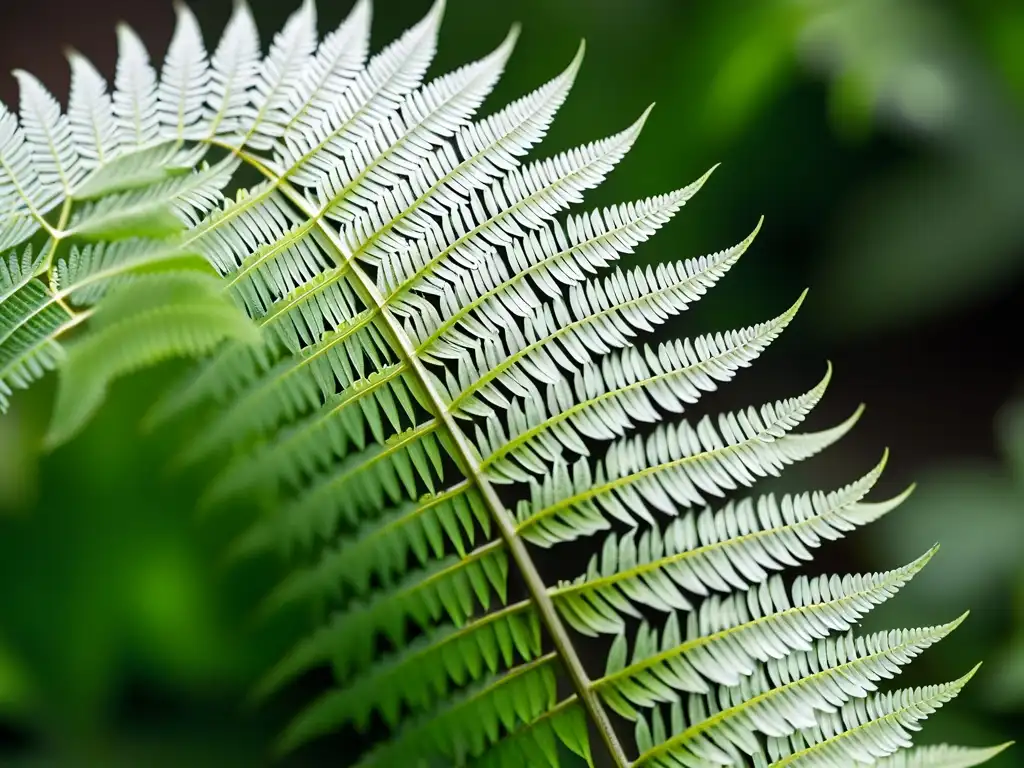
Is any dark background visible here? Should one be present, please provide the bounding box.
[1,0,1022,765]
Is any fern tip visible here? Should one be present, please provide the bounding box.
[896,481,917,502]
[960,661,984,684]
[903,545,941,576]
[818,360,834,389]
[61,46,80,62]
[785,288,809,317]
[748,215,765,241]
[875,446,890,472]
[504,22,523,46]
[428,0,447,22]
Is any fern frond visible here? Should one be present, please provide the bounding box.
[46,272,257,446]
[113,24,160,148]
[514,365,843,548]
[313,23,520,225]
[438,222,760,421]
[12,70,87,198]
[763,666,982,767]
[157,3,209,142]
[279,0,445,184]
[632,618,968,766]
[236,0,320,151]
[278,0,372,143]
[478,290,805,483]
[1,100,60,220]
[0,244,75,412]
[595,549,936,719]
[67,51,119,167]
[1,3,997,766]
[417,172,709,366]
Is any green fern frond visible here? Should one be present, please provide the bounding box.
[762,665,983,767]
[0,1,1004,766]
[46,272,258,447]
[632,618,969,766]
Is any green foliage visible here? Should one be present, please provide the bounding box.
[47,271,259,447]
[0,0,1011,766]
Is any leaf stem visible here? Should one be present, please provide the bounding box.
[263,171,630,767]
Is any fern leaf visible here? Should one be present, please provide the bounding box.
[0,101,56,218]
[279,0,445,185]
[203,0,261,139]
[158,3,210,142]
[764,666,982,766]
[595,550,936,719]
[46,272,258,446]
[13,70,86,198]
[113,24,161,148]
[314,24,519,225]
[238,0,319,150]
[278,0,372,142]
[633,618,969,766]
[67,51,119,167]
[479,291,804,483]
[515,366,844,548]
[0,4,997,766]
[439,222,759,420]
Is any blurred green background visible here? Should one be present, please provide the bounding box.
[1,0,1022,764]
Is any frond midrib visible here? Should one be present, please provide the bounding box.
[246,153,632,766]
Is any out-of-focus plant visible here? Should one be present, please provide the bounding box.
[794,0,1024,335]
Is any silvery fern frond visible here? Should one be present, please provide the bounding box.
[0,1,1006,766]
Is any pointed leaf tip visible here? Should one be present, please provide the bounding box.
[878,446,890,468]
[817,360,834,390]
[961,661,983,683]
[748,215,765,240]
[505,23,523,46]
[784,288,809,317]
